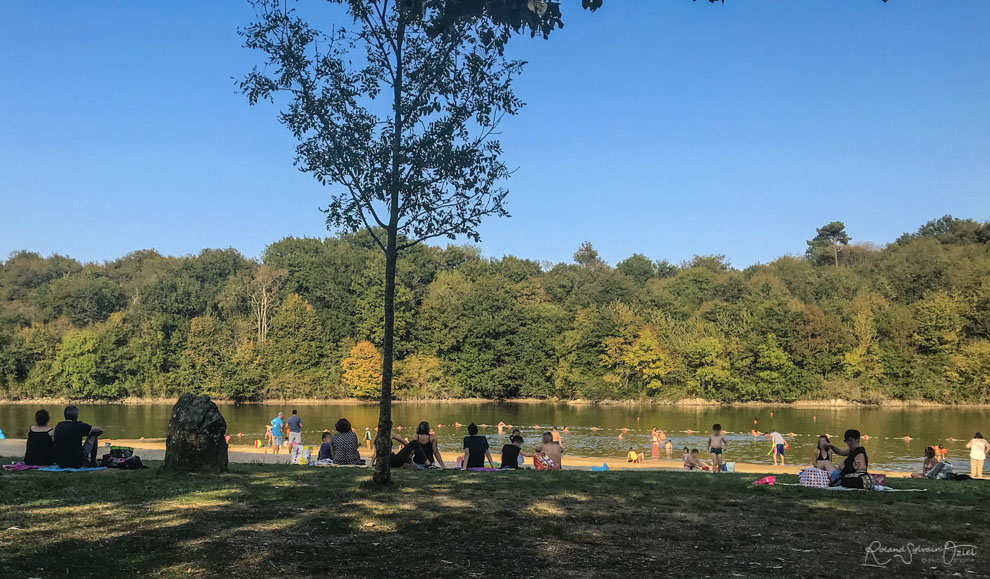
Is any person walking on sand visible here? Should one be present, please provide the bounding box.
[966,433,990,479]
[286,409,302,448]
[707,423,727,473]
[270,412,285,453]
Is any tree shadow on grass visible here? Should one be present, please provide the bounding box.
[1,466,988,578]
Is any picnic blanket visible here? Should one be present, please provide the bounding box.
[778,482,926,492]
[3,463,106,472]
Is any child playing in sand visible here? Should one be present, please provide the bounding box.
[627,447,644,463]
[683,448,708,471]
[707,423,727,473]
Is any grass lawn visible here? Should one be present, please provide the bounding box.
[1,459,987,578]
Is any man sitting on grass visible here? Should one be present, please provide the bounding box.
[683,448,709,471]
[826,429,869,485]
[53,405,104,468]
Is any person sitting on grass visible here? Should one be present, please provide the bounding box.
[318,431,334,461]
[53,405,104,468]
[910,446,939,479]
[813,435,836,472]
[462,423,495,469]
[414,421,445,469]
[826,429,868,484]
[372,432,428,469]
[499,435,529,469]
[24,408,55,466]
[535,432,563,469]
[683,448,708,471]
[627,447,644,463]
[329,418,364,465]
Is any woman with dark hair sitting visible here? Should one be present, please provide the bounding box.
[24,409,55,466]
[330,418,365,465]
[414,421,445,469]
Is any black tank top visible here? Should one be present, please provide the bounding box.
[25,428,54,466]
[417,434,435,463]
[841,446,868,476]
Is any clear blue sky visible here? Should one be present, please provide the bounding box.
[2,1,988,268]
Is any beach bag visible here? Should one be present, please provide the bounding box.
[108,447,134,460]
[841,472,874,490]
[534,454,558,470]
[799,468,831,488]
[925,461,953,480]
[721,462,736,473]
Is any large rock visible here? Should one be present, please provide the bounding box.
[164,393,228,473]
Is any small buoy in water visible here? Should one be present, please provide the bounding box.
[534,425,540,429]
[788,432,794,438]
[455,422,461,428]
[237,432,242,437]
[436,424,443,428]
[637,417,641,421]
[948,437,954,442]
[904,436,912,442]
[621,428,628,433]
[140,436,145,440]
[480,424,487,428]
[753,420,758,425]
[592,427,597,432]
[770,412,774,417]
[396,425,402,431]
[686,429,692,435]
[813,415,817,421]
[862,434,870,441]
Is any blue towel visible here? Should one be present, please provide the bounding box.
[37,465,107,472]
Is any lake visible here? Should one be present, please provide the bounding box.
[1,402,987,472]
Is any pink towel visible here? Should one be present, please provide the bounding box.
[752,475,776,486]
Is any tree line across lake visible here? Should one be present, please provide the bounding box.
[1,215,988,403]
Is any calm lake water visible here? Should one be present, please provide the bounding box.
[2,402,987,472]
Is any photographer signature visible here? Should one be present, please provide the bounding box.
[864,541,977,567]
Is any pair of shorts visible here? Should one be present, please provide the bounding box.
[288,432,302,446]
[273,436,284,446]
[710,448,723,455]
[775,444,785,455]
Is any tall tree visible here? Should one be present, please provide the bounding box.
[240,0,601,483]
[806,221,851,267]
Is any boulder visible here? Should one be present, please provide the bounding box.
[163,393,228,473]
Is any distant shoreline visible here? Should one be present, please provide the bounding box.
[0,396,987,408]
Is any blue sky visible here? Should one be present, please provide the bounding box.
[1,1,988,268]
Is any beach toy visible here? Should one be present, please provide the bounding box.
[752,475,776,486]
[255,440,261,448]
[592,462,610,472]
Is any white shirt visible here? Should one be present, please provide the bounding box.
[770,432,786,446]
[969,438,989,460]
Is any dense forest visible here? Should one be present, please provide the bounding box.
[1,215,988,403]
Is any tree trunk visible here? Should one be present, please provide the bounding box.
[373,15,405,485]
[373,228,398,484]
[833,245,839,267]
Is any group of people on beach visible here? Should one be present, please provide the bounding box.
[22,406,104,468]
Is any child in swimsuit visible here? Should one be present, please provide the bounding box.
[707,423,727,473]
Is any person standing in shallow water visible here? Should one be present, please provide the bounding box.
[651,427,660,460]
